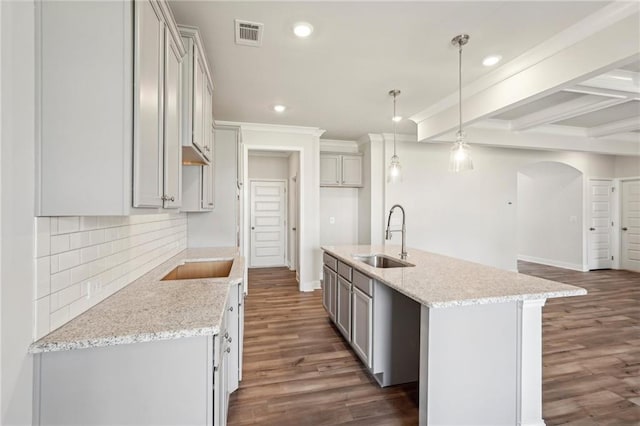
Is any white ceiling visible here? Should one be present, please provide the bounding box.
[169,1,612,140]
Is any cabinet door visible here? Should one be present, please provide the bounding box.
[227,285,239,394]
[320,154,341,186]
[133,0,164,208]
[336,276,352,341]
[322,266,334,319]
[201,162,214,210]
[341,155,363,187]
[202,83,213,160]
[192,47,205,153]
[163,30,182,208]
[352,287,373,368]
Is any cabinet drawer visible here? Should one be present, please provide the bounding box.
[352,269,373,296]
[338,261,352,282]
[323,252,338,271]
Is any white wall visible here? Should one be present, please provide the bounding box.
[248,155,289,180]
[614,155,640,178]
[383,138,617,271]
[358,134,385,245]
[240,124,323,291]
[1,1,35,422]
[188,127,239,248]
[517,162,584,270]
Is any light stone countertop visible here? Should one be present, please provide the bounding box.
[322,245,586,308]
[29,247,244,354]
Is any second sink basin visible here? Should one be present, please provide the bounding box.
[352,254,414,269]
[161,260,233,281]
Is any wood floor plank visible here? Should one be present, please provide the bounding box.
[228,264,640,425]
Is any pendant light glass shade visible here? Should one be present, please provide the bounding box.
[387,89,402,183]
[388,154,402,183]
[449,131,473,172]
[449,34,474,172]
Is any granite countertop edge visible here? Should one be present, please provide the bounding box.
[322,245,587,309]
[29,247,244,354]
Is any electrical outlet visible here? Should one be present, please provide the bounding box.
[329,217,335,225]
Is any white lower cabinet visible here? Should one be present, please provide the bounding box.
[336,276,352,340]
[351,286,373,369]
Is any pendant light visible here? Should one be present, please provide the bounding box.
[449,34,474,172]
[388,89,402,183]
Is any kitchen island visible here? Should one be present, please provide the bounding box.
[29,247,245,426]
[322,244,586,426]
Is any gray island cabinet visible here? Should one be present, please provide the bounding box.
[29,248,245,426]
[322,245,586,426]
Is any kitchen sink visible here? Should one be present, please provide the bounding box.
[161,260,233,280]
[352,254,414,269]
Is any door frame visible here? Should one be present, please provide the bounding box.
[248,178,288,268]
[615,176,640,271]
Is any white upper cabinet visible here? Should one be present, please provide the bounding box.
[36,0,185,216]
[179,26,214,165]
[320,153,363,188]
[163,28,184,209]
[133,0,165,208]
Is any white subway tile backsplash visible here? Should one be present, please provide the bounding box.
[69,231,91,250]
[57,217,80,234]
[58,249,81,271]
[33,213,187,341]
[80,216,97,231]
[50,234,70,254]
[51,270,71,293]
[50,306,70,331]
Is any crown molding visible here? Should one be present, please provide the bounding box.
[381,133,417,143]
[215,120,326,137]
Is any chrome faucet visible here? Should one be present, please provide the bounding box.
[385,204,407,259]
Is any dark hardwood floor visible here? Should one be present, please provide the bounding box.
[227,264,640,425]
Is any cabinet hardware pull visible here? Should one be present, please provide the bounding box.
[227,337,233,343]
[229,306,234,312]
[226,347,231,353]
[224,332,229,339]
[622,227,628,231]
[589,227,595,231]
[170,196,175,202]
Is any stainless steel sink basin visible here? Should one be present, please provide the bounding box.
[352,254,414,269]
[161,260,233,280]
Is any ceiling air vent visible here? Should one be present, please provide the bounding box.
[235,19,263,47]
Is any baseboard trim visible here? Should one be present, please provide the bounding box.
[517,255,585,272]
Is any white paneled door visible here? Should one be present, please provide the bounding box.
[621,179,640,272]
[587,179,613,270]
[250,181,287,268]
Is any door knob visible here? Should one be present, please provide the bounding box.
[589,227,596,231]
[622,227,628,231]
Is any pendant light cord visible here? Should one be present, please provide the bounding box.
[393,92,397,156]
[458,41,462,136]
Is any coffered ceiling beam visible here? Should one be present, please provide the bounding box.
[413,12,640,142]
[563,85,640,100]
[589,117,640,138]
[510,96,631,131]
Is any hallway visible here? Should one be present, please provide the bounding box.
[228,264,640,425]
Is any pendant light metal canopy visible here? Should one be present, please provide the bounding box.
[388,89,402,183]
[449,34,474,172]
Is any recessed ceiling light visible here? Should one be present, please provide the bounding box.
[482,55,502,67]
[392,116,402,122]
[293,22,313,38]
[273,105,286,113]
